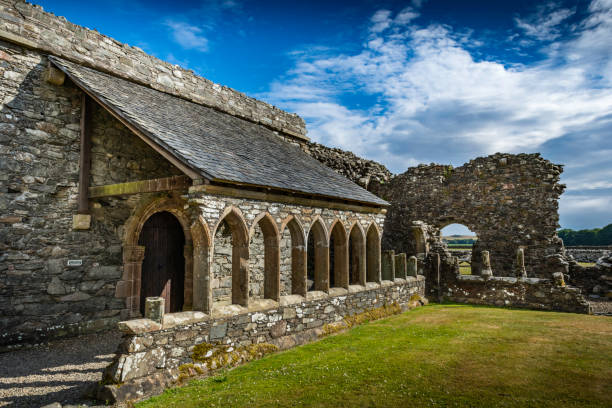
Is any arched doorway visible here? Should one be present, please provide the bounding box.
[138,211,185,314]
[440,223,478,275]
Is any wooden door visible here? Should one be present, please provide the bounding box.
[138,211,185,314]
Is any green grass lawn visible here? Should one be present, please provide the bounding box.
[138,305,612,408]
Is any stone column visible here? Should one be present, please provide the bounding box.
[145,297,165,323]
[381,250,395,281]
[192,244,210,313]
[232,244,249,307]
[480,250,493,277]
[516,248,527,278]
[407,256,418,277]
[264,236,281,301]
[183,242,194,310]
[291,243,307,296]
[119,245,145,318]
[394,253,407,279]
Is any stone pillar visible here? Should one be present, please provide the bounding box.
[145,297,165,323]
[407,256,418,277]
[120,245,145,318]
[381,250,395,281]
[480,250,493,277]
[192,244,210,313]
[516,248,527,278]
[183,242,194,310]
[232,244,249,307]
[264,236,281,301]
[292,243,307,296]
[394,253,407,279]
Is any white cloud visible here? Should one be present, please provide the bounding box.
[514,3,575,41]
[165,20,209,52]
[262,2,612,227]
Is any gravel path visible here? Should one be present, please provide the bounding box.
[0,331,122,407]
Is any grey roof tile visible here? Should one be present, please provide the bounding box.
[50,56,388,207]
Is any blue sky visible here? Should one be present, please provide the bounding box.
[36,0,612,234]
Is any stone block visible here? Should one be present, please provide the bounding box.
[118,319,162,334]
[145,297,164,323]
[72,214,91,230]
[210,322,228,340]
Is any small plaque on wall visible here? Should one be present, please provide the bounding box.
[67,259,83,267]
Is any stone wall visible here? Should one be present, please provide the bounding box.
[301,142,393,196]
[442,274,591,314]
[567,254,612,300]
[90,104,182,185]
[566,247,611,263]
[0,38,130,349]
[0,1,306,140]
[101,278,425,402]
[382,153,566,277]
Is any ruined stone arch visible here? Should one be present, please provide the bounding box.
[329,219,349,289]
[248,212,281,302]
[307,217,329,292]
[348,221,366,286]
[120,195,197,317]
[212,206,250,307]
[280,215,307,296]
[366,222,381,283]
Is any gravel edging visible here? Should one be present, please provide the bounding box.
[0,331,122,407]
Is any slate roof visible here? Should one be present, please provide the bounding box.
[50,56,387,207]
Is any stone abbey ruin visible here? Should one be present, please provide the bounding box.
[1,1,610,402]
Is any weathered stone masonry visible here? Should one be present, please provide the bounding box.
[100,277,425,402]
[382,153,566,278]
[0,1,393,349]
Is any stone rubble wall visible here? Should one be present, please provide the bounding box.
[102,278,425,401]
[0,1,306,139]
[567,254,612,299]
[0,39,130,349]
[443,274,591,314]
[424,253,591,314]
[382,153,566,278]
[566,247,611,264]
[301,142,393,196]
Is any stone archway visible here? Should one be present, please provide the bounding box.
[138,211,185,314]
[120,196,196,318]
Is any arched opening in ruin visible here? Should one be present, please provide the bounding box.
[440,223,478,275]
[329,221,349,289]
[306,219,329,292]
[138,211,185,314]
[349,223,366,285]
[249,213,280,302]
[282,217,307,296]
[366,223,381,283]
[213,209,249,307]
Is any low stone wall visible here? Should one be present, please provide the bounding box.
[566,247,611,263]
[568,254,612,299]
[98,278,425,402]
[442,274,591,314]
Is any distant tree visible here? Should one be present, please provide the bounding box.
[558,224,612,246]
